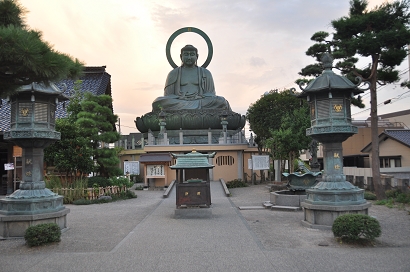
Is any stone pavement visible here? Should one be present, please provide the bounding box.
[0,182,409,272]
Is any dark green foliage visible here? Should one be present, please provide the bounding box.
[44,84,94,176]
[0,0,83,97]
[395,192,410,203]
[108,176,133,188]
[72,190,136,205]
[87,176,111,188]
[385,189,401,199]
[24,223,61,247]
[226,179,248,188]
[332,214,381,242]
[375,191,410,206]
[131,174,144,183]
[364,191,377,200]
[76,93,122,177]
[266,106,311,171]
[118,190,136,199]
[246,89,307,154]
[44,117,94,176]
[74,176,132,191]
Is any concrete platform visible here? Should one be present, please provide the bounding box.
[270,205,301,212]
[238,206,265,210]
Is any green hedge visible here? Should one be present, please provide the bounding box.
[332,214,381,242]
[24,223,61,247]
[226,179,248,188]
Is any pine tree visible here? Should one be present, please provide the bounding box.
[76,92,121,177]
[0,0,83,97]
[297,0,410,199]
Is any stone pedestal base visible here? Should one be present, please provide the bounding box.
[0,208,70,238]
[174,207,212,219]
[301,201,371,230]
[0,195,70,238]
[270,191,307,207]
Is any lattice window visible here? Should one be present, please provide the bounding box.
[317,99,329,118]
[216,155,235,166]
[34,103,48,122]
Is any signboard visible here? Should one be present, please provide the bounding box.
[146,165,165,177]
[248,159,253,170]
[13,146,22,157]
[251,155,270,170]
[4,163,14,170]
[124,161,140,175]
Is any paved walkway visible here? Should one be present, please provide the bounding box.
[0,182,409,272]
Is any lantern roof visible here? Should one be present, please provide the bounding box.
[15,82,70,101]
[298,53,367,97]
[170,149,216,169]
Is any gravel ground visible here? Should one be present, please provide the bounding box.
[0,189,164,254]
[229,184,410,249]
[1,184,408,253]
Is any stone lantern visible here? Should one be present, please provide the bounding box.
[220,110,228,143]
[297,53,371,229]
[158,110,167,145]
[0,82,70,238]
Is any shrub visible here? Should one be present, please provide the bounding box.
[108,176,133,188]
[396,192,410,204]
[226,179,248,188]
[73,190,136,205]
[332,214,381,242]
[87,176,111,188]
[375,199,388,205]
[24,223,61,247]
[45,175,62,189]
[385,189,401,199]
[364,191,377,200]
[131,174,144,183]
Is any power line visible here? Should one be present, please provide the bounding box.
[352,90,410,116]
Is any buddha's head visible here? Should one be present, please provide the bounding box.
[180,44,198,67]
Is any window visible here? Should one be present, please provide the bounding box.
[216,155,235,166]
[379,157,401,168]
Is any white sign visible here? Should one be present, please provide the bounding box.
[147,165,165,177]
[124,161,140,175]
[248,159,253,170]
[4,163,14,170]
[251,155,270,170]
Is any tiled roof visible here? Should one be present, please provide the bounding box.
[170,151,216,169]
[384,129,410,148]
[0,66,111,132]
[139,153,172,163]
[361,129,410,152]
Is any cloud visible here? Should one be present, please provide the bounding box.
[249,57,266,67]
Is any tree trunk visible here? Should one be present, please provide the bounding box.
[289,153,293,174]
[369,55,385,199]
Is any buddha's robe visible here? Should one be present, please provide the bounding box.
[152,66,231,111]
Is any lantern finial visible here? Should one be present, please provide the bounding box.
[321,53,333,70]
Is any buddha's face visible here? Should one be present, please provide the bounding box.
[181,50,198,67]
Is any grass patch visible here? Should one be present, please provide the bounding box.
[373,191,410,209]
